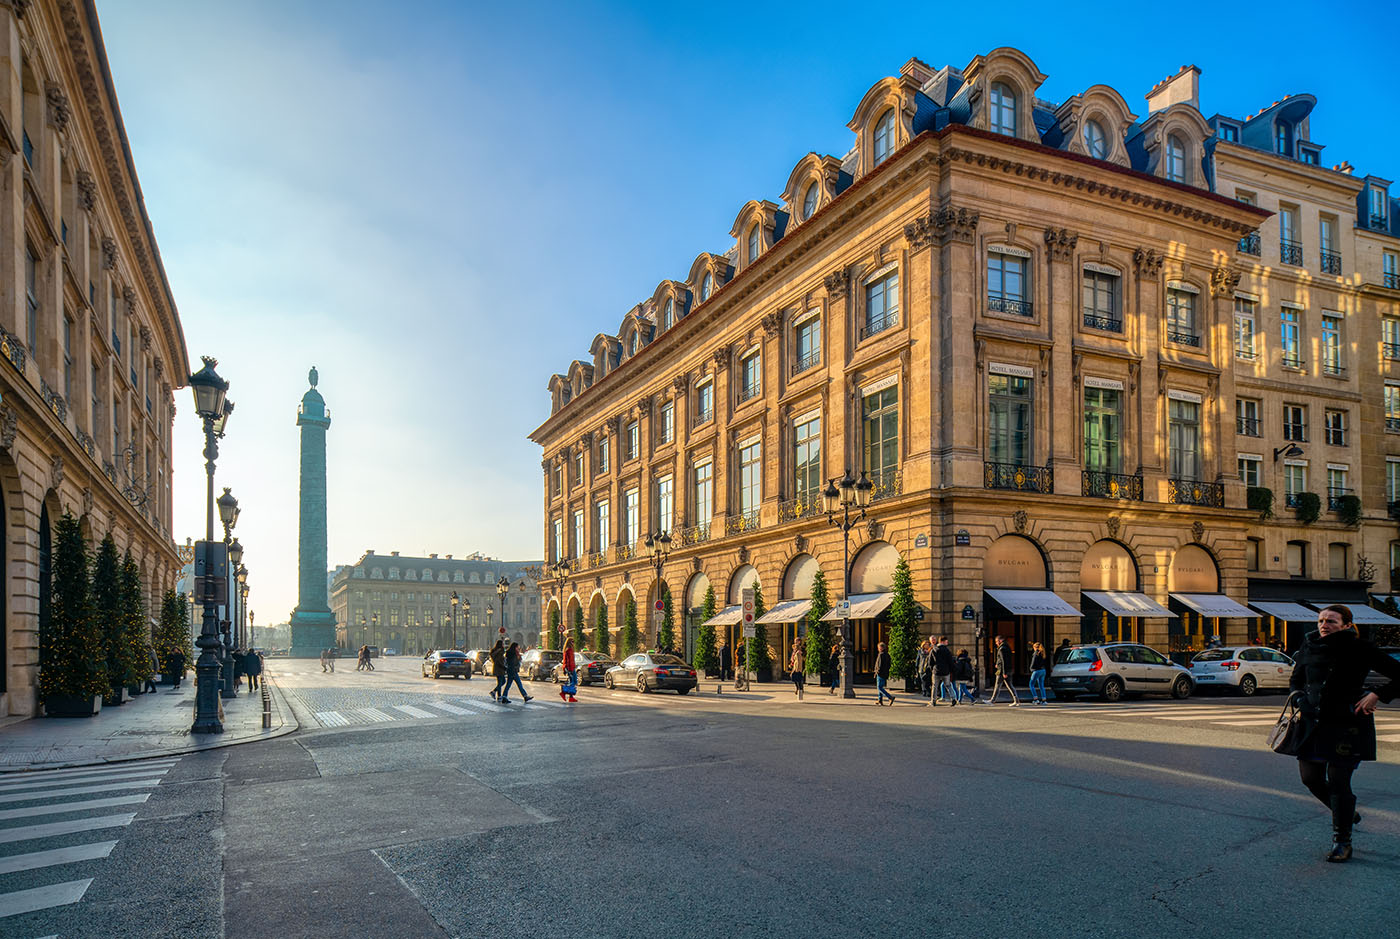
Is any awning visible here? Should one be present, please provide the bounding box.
[1083,591,1175,618]
[702,605,742,627]
[985,589,1080,617]
[1248,601,1318,623]
[820,593,895,622]
[1307,601,1400,626]
[756,599,812,624]
[1169,593,1259,618]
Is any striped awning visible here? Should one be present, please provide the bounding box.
[701,605,743,627]
[756,599,813,624]
[1248,601,1317,623]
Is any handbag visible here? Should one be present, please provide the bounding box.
[561,679,578,696]
[1267,691,1307,755]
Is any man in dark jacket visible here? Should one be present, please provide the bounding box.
[245,648,263,691]
[933,637,956,706]
[167,649,185,690]
[874,641,895,706]
[719,642,732,681]
[988,636,1020,706]
[489,641,507,700]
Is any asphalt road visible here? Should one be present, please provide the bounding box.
[5,657,1398,938]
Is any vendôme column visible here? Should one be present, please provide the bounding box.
[289,366,338,656]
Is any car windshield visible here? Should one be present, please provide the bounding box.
[651,655,687,665]
[1192,650,1231,662]
[1063,648,1098,664]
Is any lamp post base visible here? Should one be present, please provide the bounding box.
[191,658,225,734]
[220,651,236,699]
[841,626,856,699]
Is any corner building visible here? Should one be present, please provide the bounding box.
[529,47,1400,682]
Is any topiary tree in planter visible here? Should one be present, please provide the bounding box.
[747,582,772,679]
[1294,491,1321,525]
[804,568,833,679]
[571,604,586,652]
[888,556,919,691]
[620,599,640,658]
[592,600,610,657]
[41,513,107,715]
[1247,486,1274,520]
[1337,494,1363,527]
[658,583,675,653]
[119,552,148,694]
[92,534,129,705]
[546,606,561,651]
[154,588,193,683]
[695,584,718,675]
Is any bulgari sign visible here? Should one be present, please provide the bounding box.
[1169,544,1219,592]
[983,535,1047,589]
[1080,541,1135,591]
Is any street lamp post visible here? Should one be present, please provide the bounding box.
[823,470,873,700]
[497,575,511,644]
[371,612,379,652]
[642,531,672,650]
[359,615,366,651]
[189,357,231,734]
[450,591,460,649]
[236,565,248,647]
[221,529,242,698]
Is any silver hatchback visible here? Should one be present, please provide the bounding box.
[1049,643,1194,702]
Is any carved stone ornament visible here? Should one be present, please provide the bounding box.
[738,545,749,563]
[794,532,807,553]
[866,519,883,541]
[823,268,851,295]
[1012,509,1028,534]
[595,576,603,589]
[1044,227,1079,261]
[760,311,781,337]
[139,325,152,350]
[154,356,164,379]
[2,1,30,19]
[50,454,64,489]
[579,430,593,447]
[82,487,93,516]
[1191,520,1205,543]
[75,170,96,210]
[122,285,137,307]
[0,405,17,450]
[672,372,691,393]
[45,82,71,132]
[102,237,118,271]
[1105,516,1121,539]
[904,213,937,250]
[1210,265,1241,298]
[540,458,551,475]
[604,415,621,434]
[710,347,730,369]
[1132,247,1165,279]
[692,557,702,574]
[934,206,979,244]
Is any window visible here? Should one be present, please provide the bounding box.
[625,487,639,545]
[659,401,674,444]
[1283,404,1307,442]
[573,450,583,484]
[872,108,897,165]
[1320,216,1340,274]
[1385,252,1399,289]
[794,415,821,502]
[1329,543,1349,580]
[572,510,584,557]
[1220,124,1239,143]
[1276,121,1292,157]
[1387,460,1400,506]
[1238,455,1261,487]
[1083,120,1107,159]
[1165,288,1197,346]
[1245,537,1260,572]
[1280,205,1301,265]
[625,421,638,461]
[597,435,609,472]
[663,298,674,329]
[1280,308,1301,367]
[1285,463,1306,506]
[989,82,1017,136]
[1388,319,1400,360]
[128,321,137,386]
[738,351,761,402]
[595,500,610,552]
[864,385,900,483]
[748,225,760,263]
[1165,134,1186,182]
[552,518,564,562]
[864,269,899,337]
[1371,188,1389,229]
[1236,399,1260,437]
[1386,384,1400,432]
[693,461,712,524]
[90,361,99,439]
[1286,541,1306,578]
[25,247,39,354]
[1168,399,1200,479]
[793,312,821,373]
[1233,298,1257,359]
[987,375,1030,466]
[987,250,1030,316]
[1321,315,1342,374]
[62,316,73,402]
[802,182,818,220]
[656,475,673,532]
[1082,270,1120,331]
[628,332,638,356]
[738,440,761,516]
[696,381,713,424]
[552,464,562,497]
[1082,387,1121,473]
[700,272,713,301]
[1327,467,1349,510]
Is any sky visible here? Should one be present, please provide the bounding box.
[96,0,1399,627]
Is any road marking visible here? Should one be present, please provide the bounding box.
[0,840,116,875]
[0,759,178,785]
[355,708,394,723]
[1215,719,1284,727]
[423,701,474,716]
[0,780,162,805]
[522,703,550,711]
[0,813,136,845]
[392,705,439,719]
[0,767,170,793]
[314,711,350,727]
[0,793,150,821]
[456,698,505,711]
[0,878,92,918]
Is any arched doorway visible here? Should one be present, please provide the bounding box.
[1078,540,1168,645]
[1166,544,1240,664]
[983,534,1076,682]
[843,541,901,679]
[724,565,760,657]
[683,572,710,664]
[762,553,822,677]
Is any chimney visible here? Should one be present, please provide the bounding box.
[1333,161,1354,175]
[391,551,399,557]
[430,553,438,559]
[1146,64,1201,113]
[446,554,453,560]
[366,549,374,555]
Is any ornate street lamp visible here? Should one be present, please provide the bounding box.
[189,357,230,734]
[643,530,672,650]
[427,615,435,651]
[824,470,874,700]
[496,576,510,644]
[371,612,379,652]
[450,591,460,650]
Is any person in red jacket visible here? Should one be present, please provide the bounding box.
[560,637,578,703]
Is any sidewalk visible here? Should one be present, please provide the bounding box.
[0,673,298,772]
[685,678,1011,704]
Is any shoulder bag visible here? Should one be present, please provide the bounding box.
[1266,691,1306,756]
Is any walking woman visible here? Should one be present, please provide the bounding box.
[790,639,806,701]
[560,637,578,703]
[1290,604,1400,861]
[489,640,507,701]
[827,642,842,694]
[874,641,895,706]
[500,641,533,705]
[1027,642,1048,705]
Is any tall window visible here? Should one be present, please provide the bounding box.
[987,375,1030,465]
[1280,205,1301,265]
[1281,309,1301,367]
[1083,120,1107,159]
[90,361,99,440]
[1283,404,1307,442]
[700,272,713,301]
[1327,467,1349,504]
[1276,121,1292,156]
[552,518,564,563]
[987,250,1030,316]
[863,386,900,482]
[794,416,821,502]
[1165,134,1186,182]
[748,224,760,263]
[872,108,896,165]
[1372,188,1390,228]
[62,316,73,402]
[1385,251,1399,289]
[656,475,673,533]
[624,487,640,546]
[626,421,639,460]
[1386,384,1400,432]
[793,313,821,373]
[1236,398,1260,437]
[738,440,761,516]
[696,381,713,423]
[659,401,674,444]
[596,500,611,552]
[864,270,899,337]
[572,510,584,558]
[1238,456,1261,487]
[738,351,761,401]
[802,182,818,219]
[1320,215,1339,273]
[1082,270,1120,330]
[989,82,1017,136]
[1321,315,1342,374]
[1286,540,1306,577]
[573,450,583,484]
[663,298,674,330]
[1165,288,1197,345]
[1233,298,1257,358]
[597,435,609,472]
[1082,387,1121,472]
[1387,460,1400,506]
[1168,399,1200,479]
[693,461,712,524]
[25,247,39,354]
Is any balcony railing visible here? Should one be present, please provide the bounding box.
[39,378,67,422]
[1280,239,1303,266]
[778,494,824,523]
[1325,430,1346,446]
[987,296,1033,317]
[1168,478,1225,508]
[1281,353,1305,369]
[869,468,902,503]
[1320,249,1342,275]
[984,462,1053,493]
[0,324,26,373]
[1327,488,1353,511]
[1384,342,1400,360]
[1083,312,1122,332]
[736,384,760,404]
[676,523,710,547]
[791,350,821,376]
[1371,214,1390,231]
[1237,231,1261,256]
[860,308,899,340]
[615,544,636,563]
[724,510,761,535]
[1283,425,1307,442]
[1387,417,1400,433]
[1082,470,1143,501]
[1385,272,1400,290]
[588,551,607,569]
[1167,330,1200,347]
[1235,346,1257,361]
[691,408,713,428]
[1322,361,1346,377]
[1236,417,1260,436]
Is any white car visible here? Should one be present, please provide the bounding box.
[1189,647,1293,696]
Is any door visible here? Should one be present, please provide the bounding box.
[1133,645,1174,691]
[1103,646,1139,689]
[1260,648,1293,688]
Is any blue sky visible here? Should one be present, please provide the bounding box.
[97,0,1398,627]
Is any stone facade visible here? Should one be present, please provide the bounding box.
[0,0,188,715]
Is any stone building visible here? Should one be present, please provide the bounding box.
[0,0,188,716]
[529,47,1400,682]
[329,551,542,654]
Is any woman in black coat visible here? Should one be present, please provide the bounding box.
[1289,604,1400,862]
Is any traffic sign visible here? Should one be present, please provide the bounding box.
[652,610,664,627]
[742,587,755,624]
[743,624,757,637]
[836,599,850,617]
[654,599,664,612]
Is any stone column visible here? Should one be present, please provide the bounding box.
[289,367,337,656]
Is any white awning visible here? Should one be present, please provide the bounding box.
[1307,601,1400,626]
[702,605,742,627]
[985,589,1080,617]
[820,593,895,622]
[756,599,812,624]
[1083,591,1175,618]
[1249,601,1318,623]
[1170,593,1259,618]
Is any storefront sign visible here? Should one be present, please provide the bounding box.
[1169,544,1219,593]
[914,533,929,549]
[983,535,1047,589]
[1080,540,1136,591]
[962,604,976,620]
[954,530,970,546]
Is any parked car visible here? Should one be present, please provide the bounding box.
[1365,647,1400,691]
[521,649,565,681]
[421,650,472,679]
[383,648,398,656]
[551,653,616,686]
[1190,646,1293,696]
[604,653,698,694]
[464,649,491,675]
[1049,643,1193,702]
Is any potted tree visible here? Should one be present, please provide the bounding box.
[154,590,193,685]
[41,513,107,717]
[695,585,718,677]
[592,600,609,658]
[120,552,147,696]
[748,583,772,682]
[620,599,640,658]
[658,583,675,654]
[888,557,920,692]
[804,568,833,685]
[93,534,130,706]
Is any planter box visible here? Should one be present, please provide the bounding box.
[755,666,773,683]
[45,694,102,718]
[103,686,130,707]
[128,683,144,697]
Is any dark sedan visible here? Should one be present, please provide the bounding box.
[422,650,472,679]
[464,649,491,675]
[604,653,698,694]
[521,649,565,681]
[551,653,616,686]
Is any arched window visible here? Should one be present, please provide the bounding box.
[872,108,896,166]
[802,182,818,220]
[1165,134,1187,182]
[748,224,760,263]
[629,332,638,355]
[701,272,713,301]
[1083,120,1107,159]
[989,82,1017,136]
[663,298,673,329]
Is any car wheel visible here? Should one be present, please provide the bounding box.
[604,674,614,689]
[1238,675,1257,697]
[552,672,561,683]
[1171,676,1192,699]
[676,687,690,696]
[637,674,650,694]
[1101,677,1124,702]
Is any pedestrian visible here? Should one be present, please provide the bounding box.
[735,640,746,677]
[874,641,895,706]
[953,649,977,703]
[489,640,507,700]
[326,647,336,673]
[143,645,159,694]
[1028,641,1048,705]
[232,648,245,690]
[916,639,932,699]
[1054,637,1072,665]
[365,645,375,671]
[500,640,532,704]
[827,642,841,694]
[320,648,328,673]
[355,645,366,671]
[1289,604,1400,862]
[167,648,185,690]
[719,642,732,682]
[790,639,806,701]
[988,636,1020,706]
[933,636,956,706]
[560,637,578,703]
[246,647,263,691]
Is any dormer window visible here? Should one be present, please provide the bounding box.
[1276,121,1292,157]
[748,224,760,263]
[1165,134,1187,183]
[1219,123,1239,142]
[701,272,713,301]
[663,298,674,329]
[629,332,638,355]
[1370,188,1389,230]
[989,82,1017,137]
[1083,120,1107,159]
[873,108,896,166]
[802,182,818,220]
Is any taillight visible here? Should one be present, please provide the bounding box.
[654,668,669,676]
[1088,659,1103,672]
[1220,661,1240,671]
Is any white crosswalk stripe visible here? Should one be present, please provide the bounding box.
[0,793,149,822]
[0,766,170,793]
[423,701,475,716]
[0,879,92,918]
[355,708,394,723]
[0,813,137,845]
[391,705,440,719]
[314,711,350,727]
[0,759,177,786]
[1047,700,1400,735]
[0,779,164,805]
[0,842,115,876]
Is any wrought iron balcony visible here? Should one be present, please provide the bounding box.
[676,523,710,547]
[39,378,67,422]
[1280,239,1303,266]
[778,495,824,523]
[1320,249,1342,275]
[1325,430,1346,446]
[724,510,761,535]
[75,428,96,460]
[0,324,26,373]
[869,468,902,503]
[1384,342,1400,360]
[1322,361,1346,377]
[1167,330,1200,347]
[1327,488,1353,511]
[1168,478,1225,507]
[1387,417,1400,433]
[1370,214,1390,232]
[1234,346,1257,361]
[860,308,899,340]
[1082,470,1143,501]
[1283,425,1307,443]
[1281,353,1305,369]
[1385,272,1400,290]
[791,350,821,376]
[1236,417,1260,437]
[984,462,1053,493]
[736,383,760,404]
[1083,312,1122,332]
[615,544,636,563]
[1237,231,1261,256]
[588,551,607,569]
[690,408,713,428]
[987,296,1033,317]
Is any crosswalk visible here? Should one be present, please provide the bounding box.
[306,693,578,728]
[1045,701,1400,740]
[0,758,175,921]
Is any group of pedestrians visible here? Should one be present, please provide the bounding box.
[232,648,263,691]
[356,645,376,671]
[487,639,535,705]
[319,648,337,672]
